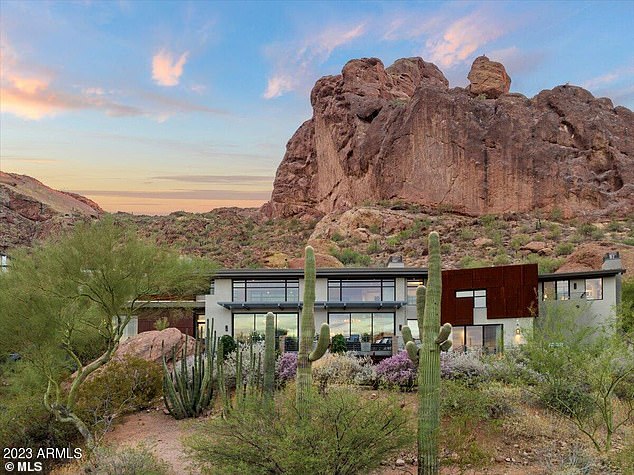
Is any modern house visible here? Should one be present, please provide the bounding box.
[196,252,625,355]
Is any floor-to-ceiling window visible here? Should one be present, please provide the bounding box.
[232,312,299,344]
[328,312,395,342]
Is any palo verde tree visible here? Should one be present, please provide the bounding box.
[0,217,212,449]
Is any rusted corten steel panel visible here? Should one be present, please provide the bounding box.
[137,312,195,336]
[440,264,538,322]
[472,266,499,287]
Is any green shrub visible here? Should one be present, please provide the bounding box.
[367,239,381,254]
[606,220,623,232]
[76,356,163,435]
[330,334,347,354]
[547,223,562,240]
[555,242,574,256]
[330,248,372,267]
[219,335,236,359]
[550,207,564,222]
[459,255,489,269]
[523,255,565,273]
[85,444,170,475]
[331,231,344,242]
[153,316,170,331]
[0,362,80,469]
[460,228,475,241]
[510,234,530,250]
[186,386,411,475]
[538,380,595,418]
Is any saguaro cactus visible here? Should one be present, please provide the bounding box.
[296,245,330,417]
[402,232,452,475]
[263,311,276,404]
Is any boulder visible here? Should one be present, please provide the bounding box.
[114,328,196,365]
[467,55,511,98]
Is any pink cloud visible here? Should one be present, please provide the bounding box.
[152,49,189,86]
[263,23,365,99]
[425,11,506,68]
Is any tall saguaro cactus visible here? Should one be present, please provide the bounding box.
[402,232,452,475]
[296,245,330,418]
[263,311,276,404]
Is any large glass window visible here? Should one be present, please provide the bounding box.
[451,324,503,354]
[328,279,396,302]
[407,279,425,305]
[328,312,395,342]
[406,319,420,340]
[232,313,299,343]
[585,278,603,300]
[232,279,299,302]
[542,280,570,300]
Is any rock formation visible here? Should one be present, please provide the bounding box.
[467,55,511,98]
[0,171,103,252]
[262,56,633,219]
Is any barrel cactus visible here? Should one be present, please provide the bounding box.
[296,245,330,418]
[402,232,451,475]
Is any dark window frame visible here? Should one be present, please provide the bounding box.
[585,277,603,300]
[327,311,396,341]
[327,278,396,302]
[541,280,571,301]
[231,312,300,341]
[450,324,503,354]
[231,278,300,303]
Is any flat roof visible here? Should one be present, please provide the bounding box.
[214,267,428,279]
[214,266,625,281]
[538,268,625,281]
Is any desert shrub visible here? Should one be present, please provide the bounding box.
[186,386,411,475]
[275,352,297,387]
[375,351,416,390]
[459,255,490,269]
[523,254,565,273]
[330,334,347,354]
[312,353,372,390]
[485,350,543,385]
[222,340,265,389]
[481,383,521,419]
[0,362,80,470]
[76,356,163,435]
[330,248,372,267]
[440,380,495,468]
[547,223,562,240]
[538,380,595,418]
[555,242,575,256]
[219,335,236,359]
[510,233,530,250]
[352,364,378,387]
[85,444,170,475]
[153,316,170,331]
[440,351,490,385]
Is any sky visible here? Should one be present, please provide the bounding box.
[1,0,633,215]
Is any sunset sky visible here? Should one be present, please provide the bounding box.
[1,1,633,215]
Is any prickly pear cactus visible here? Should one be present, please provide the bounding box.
[296,246,330,418]
[402,232,451,475]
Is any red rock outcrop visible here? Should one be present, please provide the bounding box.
[0,171,103,252]
[467,55,511,99]
[262,56,633,220]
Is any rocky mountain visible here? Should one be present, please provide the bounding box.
[0,171,103,252]
[262,56,633,220]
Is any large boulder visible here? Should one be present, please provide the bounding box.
[114,328,196,365]
[467,55,511,99]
